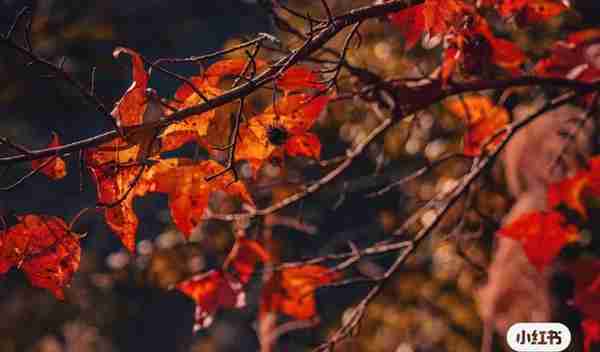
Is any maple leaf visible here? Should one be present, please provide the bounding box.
[0,214,80,299]
[225,238,272,284]
[142,159,255,237]
[32,132,67,180]
[481,0,569,25]
[178,238,270,331]
[277,66,326,93]
[389,0,474,50]
[88,162,145,252]
[260,265,340,320]
[498,211,579,271]
[445,95,509,156]
[534,29,600,84]
[235,94,329,175]
[389,1,524,80]
[160,58,268,152]
[177,270,245,331]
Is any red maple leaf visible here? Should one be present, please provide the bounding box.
[235,94,329,175]
[535,29,600,84]
[389,0,524,81]
[177,270,245,331]
[481,0,569,25]
[260,265,340,320]
[498,211,579,271]
[178,238,271,331]
[0,214,81,299]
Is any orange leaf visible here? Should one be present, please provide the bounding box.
[32,133,67,180]
[0,214,80,299]
[88,163,143,252]
[177,270,245,331]
[445,95,509,156]
[226,238,271,284]
[498,211,578,271]
[277,66,325,92]
[164,59,267,153]
[264,94,329,134]
[235,94,328,173]
[284,132,321,159]
[143,159,255,237]
[112,47,149,127]
[388,4,426,50]
[260,265,340,320]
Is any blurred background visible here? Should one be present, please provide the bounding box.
[1,1,600,351]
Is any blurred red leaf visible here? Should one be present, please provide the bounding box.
[32,132,67,180]
[177,270,245,331]
[583,319,600,352]
[388,4,426,50]
[534,29,600,84]
[498,211,579,271]
[482,0,568,25]
[0,214,80,299]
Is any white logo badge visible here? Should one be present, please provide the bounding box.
[506,323,571,352]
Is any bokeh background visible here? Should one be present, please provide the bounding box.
[2,1,600,351]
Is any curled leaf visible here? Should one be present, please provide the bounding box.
[112,47,149,127]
